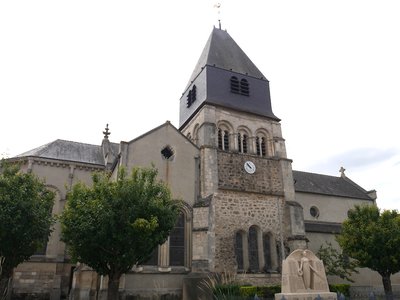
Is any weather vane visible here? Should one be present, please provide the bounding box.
[214,2,222,29]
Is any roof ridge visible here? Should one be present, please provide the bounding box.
[182,28,214,93]
[16,140,57,157]
[293,170,339,179]
[293,169,374,201]
[341,175,370,195]
[54,139,101,148]
[125,121,199,149]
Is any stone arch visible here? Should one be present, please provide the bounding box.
[217,120,234,151]
[236,125,251,154]
[234,229,248,272]
[248,225,263,272]
[262,231,278,272]
[254,128,273,157]
[168,201,192,268]
[192,123,200,145]
[143,201,193,269]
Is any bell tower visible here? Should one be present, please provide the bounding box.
[180,27,304,276]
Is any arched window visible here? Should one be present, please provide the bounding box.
[139,207,191,270]
[218,129,230,151]
[223,130,229,150]
[234,227,277,274]
[235,231,245,271]
[143,247,159,266]
[238,133,248,154]
[230,76,240,94]
[256,136,266,157]
[186,85,197,107]
[231,76,250,96]
[263,234,272,272]
[240,79,249,96]
[218,129,223,149]
[248,226,259,272]
[169,213,185,266]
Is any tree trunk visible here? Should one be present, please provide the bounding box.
[381,273,393,300]
[0,266,13,300]
[107,273,121,300]
[0,276,11,300]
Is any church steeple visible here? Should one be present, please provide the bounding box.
[179,27,279,129]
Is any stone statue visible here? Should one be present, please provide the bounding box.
[297,250,321,290]
[275,249,337,300]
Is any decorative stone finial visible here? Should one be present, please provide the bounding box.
[339,166,346,177]
[103,124,111,139]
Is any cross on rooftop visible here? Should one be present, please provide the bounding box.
[103,124,111,139]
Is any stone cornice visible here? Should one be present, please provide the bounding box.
[10,156,105,171]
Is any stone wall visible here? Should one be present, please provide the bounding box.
[217,152,283,195]
[11,158,103,299]
[212,190,283,273]
[192,206,211,271]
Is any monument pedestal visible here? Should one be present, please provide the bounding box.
[275,292,337,300]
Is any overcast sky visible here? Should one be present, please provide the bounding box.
[1,1,399,210]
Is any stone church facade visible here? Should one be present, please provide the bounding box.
[7,27,394,299]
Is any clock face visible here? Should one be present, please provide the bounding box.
[244,161,256,174]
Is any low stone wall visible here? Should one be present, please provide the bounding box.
[350,285,400,299]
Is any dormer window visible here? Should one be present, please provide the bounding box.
[230,76,249,96]
[230,76,240,94]
[240,79,249,96]
[186,85,197,108]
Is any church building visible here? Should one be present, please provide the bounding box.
[8,27,389,299]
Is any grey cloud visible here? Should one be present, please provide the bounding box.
[308,148,398,173]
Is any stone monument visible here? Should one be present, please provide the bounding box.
[275,249,337,300]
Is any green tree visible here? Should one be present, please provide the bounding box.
[337,205,400,300]
[60,167,180,300]
[0,161,55,299]
[316,241,359,282]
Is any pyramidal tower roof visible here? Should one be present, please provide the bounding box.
[180,27,279,128]
[185,27,265,91]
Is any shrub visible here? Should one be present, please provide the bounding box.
[240,286,257,297]
[256,285,281,298]
[213,284,241,299]
[239,285,281,299]
[329,284,351,297]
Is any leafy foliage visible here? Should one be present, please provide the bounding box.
[329,284,351,297]
[337,205,400,299]
[60,166,180,299]
[239,286,257,297]
[200,271,280,300]
[0,161,55,295]
[213,284,241,299]
[239,285,281,298]
[200,271,241,300]
[317,241,359,282]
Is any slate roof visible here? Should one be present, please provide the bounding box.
[180,27,279,128]
[293,170,374,200]
[16,139,118,166]
[185,27,266,92]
